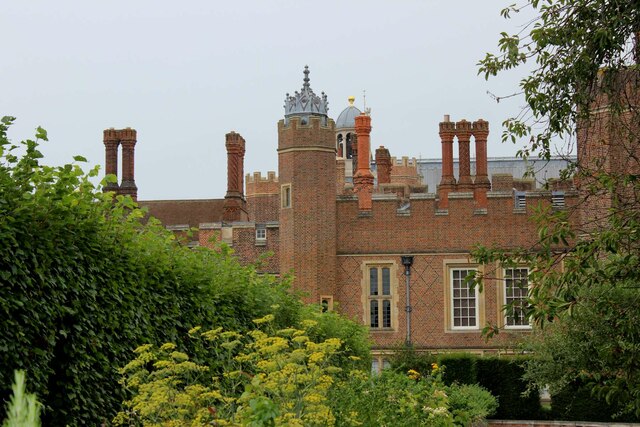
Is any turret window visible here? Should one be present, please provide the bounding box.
[281,184,291,208]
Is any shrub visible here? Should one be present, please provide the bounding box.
[476,357,542,420]
[388,344,435,375]
[115,317,363,426]
[2,371,41,427]
[550,381,640,423]
[438,353,477,386]
[117,331,497,426]
[448,383,498,426]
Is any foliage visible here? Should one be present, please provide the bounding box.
[475,357,542,420]
[388,345,435,375]
[447,383,499,426]
[116,327,496,426]
[115,317,350,426]
[392,348,542,420]
[0,118,369,425]
[521,281,640,420]
[478,0,639,160]
[329,366,452,427]
[2,371,41,427]
[550,380,639,423]
[437,354,477,386]
[476,0,640,416]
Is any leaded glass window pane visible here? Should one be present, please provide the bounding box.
[382,299,391,328]
[370,300,379,328]
[370,268,378,296]
[382,268,390,295]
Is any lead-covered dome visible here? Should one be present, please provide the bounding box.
[335,96,361,129]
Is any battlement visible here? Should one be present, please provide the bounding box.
[246,171,279,197]
[278,116,335,131]
[389,156,422,186]
[491,173,536,192]
[392,156,418,167]
[337,187,578,220]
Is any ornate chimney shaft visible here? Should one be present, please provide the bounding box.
[119,128,138,200]
[472,119,490,209]
[223,131,247,222]
[103,128,120,192]
[438,115,456,208]
[456,120,473,191]
[102,127,138,201]
[375,146,392,185]
[354,114,374,211]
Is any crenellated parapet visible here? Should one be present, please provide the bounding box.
[246,171,279,197]
[390,156,422,187]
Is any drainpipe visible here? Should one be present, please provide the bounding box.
[401,255,414,345]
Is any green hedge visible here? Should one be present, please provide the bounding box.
[551,381,640,423]
[475,357,542,420]
[438,353,477,386]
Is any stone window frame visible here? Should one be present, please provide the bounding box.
[320,295,333,313]
[361,260,399,331]
[371,353,392,375]
[281,183,292,209]
[255,225,267,246]
[443,259,485,332]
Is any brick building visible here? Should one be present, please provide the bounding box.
[103,66,581,363]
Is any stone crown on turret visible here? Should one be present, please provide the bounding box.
[284,66,329,118]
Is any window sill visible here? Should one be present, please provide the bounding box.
[255,239,267,246]
[446,328,481,333]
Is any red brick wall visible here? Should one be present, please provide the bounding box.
[199,226,279,274]
[577,69,640,232]
[246,171,280,222]
[334,193,577,350]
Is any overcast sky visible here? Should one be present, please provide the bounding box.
[2,1,551,200]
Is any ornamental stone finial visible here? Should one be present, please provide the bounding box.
[284,66,329,118]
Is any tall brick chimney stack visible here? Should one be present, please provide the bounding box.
[375,145,392,185]
[438,115,456,208]
[472,120,491,210]
[354,113,374,211]
[118,128,138,201]
[103,128,120,192]
[456,119,473,191]
[223,131,248,222]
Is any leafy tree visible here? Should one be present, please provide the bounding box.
[475,0,640,417]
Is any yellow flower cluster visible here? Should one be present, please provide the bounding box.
[114,318,346,426]
[408,369,421,380]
